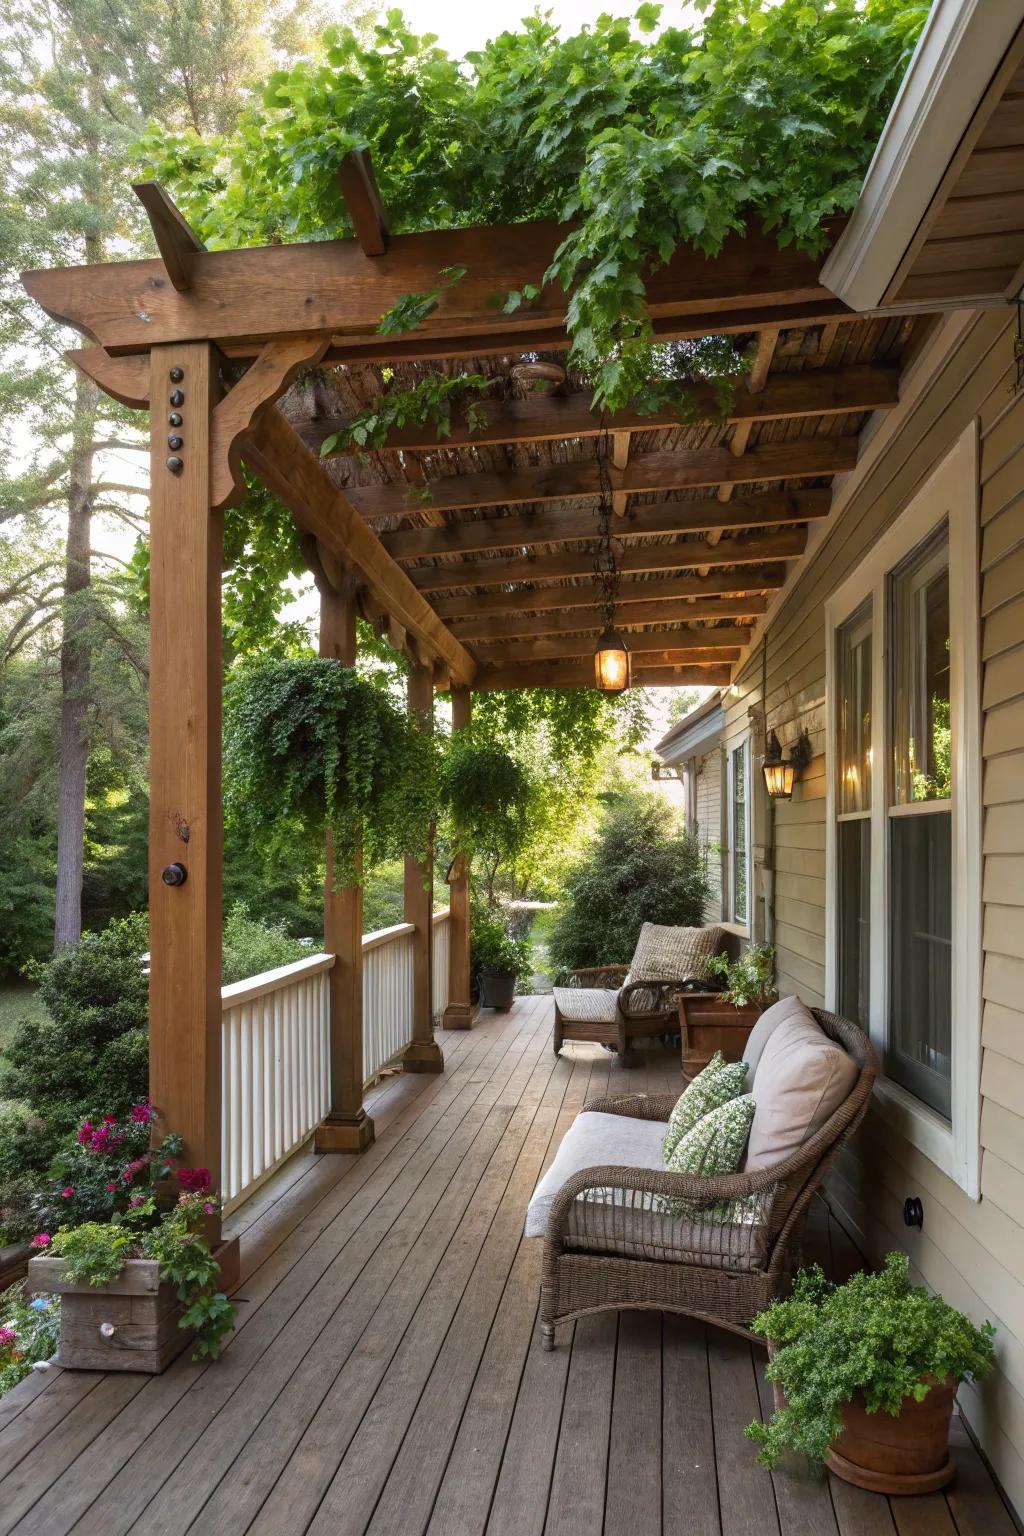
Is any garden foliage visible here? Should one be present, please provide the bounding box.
[548,789,711,973]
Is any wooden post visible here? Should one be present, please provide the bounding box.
[443,686,476,1030]
[315,571,374,1151]
[147,343,223,1213]
[402,661,444,1073]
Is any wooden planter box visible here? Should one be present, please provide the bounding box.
[678,992,764,1082]
[0,1240,31,1294]
[28,1236,239,1374]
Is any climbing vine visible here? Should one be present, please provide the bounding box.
[138,1,927,420]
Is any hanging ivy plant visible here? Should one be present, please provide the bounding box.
[223,656,437,880]
[439,735,534,871]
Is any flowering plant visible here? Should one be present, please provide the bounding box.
[0,1284,59,1395]
[35,1103,181,1233]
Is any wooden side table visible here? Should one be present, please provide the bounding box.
[678,992,762,1083]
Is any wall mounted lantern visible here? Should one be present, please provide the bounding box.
[762,728,813,800]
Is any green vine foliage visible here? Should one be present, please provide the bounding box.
[748,1253,996,1468]
[439,734,533,871]
[223,655,437,880]
[137,1,927,416]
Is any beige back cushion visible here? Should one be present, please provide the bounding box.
[629,922,724,983]
[742,994,808,1084]
[744,1007,859,1172]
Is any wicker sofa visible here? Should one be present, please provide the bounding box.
[530,1007,875,1347]
[552,923,724,1062]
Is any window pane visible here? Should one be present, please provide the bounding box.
[732,742,747,925]
[891,528,951,804]
[838,818,871,1026]
[888,811,952,1118]
[837,605,872,813]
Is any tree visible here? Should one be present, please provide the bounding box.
[0,0,330,948]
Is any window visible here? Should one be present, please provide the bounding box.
[727,739,750,928]
[825,426,981,1197]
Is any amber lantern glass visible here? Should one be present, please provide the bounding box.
[594,627,630,693]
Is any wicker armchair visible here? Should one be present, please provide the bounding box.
[553,965,714,1062]
[539,1008,875,1348]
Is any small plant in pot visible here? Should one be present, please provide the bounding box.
[679,943,777,1082]
[470,905,532,1012]
[747,1252,996,1493]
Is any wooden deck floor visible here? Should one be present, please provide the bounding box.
[0,996,1015,1536]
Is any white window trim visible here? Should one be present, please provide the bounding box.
[725,735,752,937]
[824,424,982,1199]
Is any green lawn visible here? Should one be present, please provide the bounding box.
[0,983,44,1061]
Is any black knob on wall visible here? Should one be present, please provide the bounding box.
[169,366,185,382]
[161,862,188,887]
[903,1196,924,1230]
[169,389,185,407]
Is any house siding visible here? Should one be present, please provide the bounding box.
[693,746,724,923]
[733,310,1024,1510]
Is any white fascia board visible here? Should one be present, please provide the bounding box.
[821,0,1024,311]
[657,704,725,765]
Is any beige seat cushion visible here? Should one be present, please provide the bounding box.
[744,1007,859,1172]
[742,994,809,1084]
[553,986,620,1025]
[525,1110,666,1237]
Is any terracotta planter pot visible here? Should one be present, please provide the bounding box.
[28,1236,239,1375]
[826,1376,957,1494]
[678,992,765,1082]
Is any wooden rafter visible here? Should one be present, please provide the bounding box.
[22,210,855,359]
[472,628,749,666]
[703,328,780,572]
[449,594,770,641]
[380,490,829,563]
[347,438,856,522]
[303,365,899,457]
[432,566,787,620]
[409,529,806,593]
[337,150,390,257]
[241,409,476,685]
[464,661,734,691]
[132,182,206,292]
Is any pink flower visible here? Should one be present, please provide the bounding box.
[121,1156,148,1184]
[0,1326,17,1347]
[129,1103,152,1124]
[178,1167,212,1194]
[77,1119,92,1145]
[61,1187,75,1199]
[30,1233,51,1249]
[103,1113,118,1125]
[129,1194,145,1209]
[105,1182,118,1192]
[203,1202,215,1215]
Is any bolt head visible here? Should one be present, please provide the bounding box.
[166,455,184,474]
[169,412,182,427]
[168,434,183,451]
[169,366,184,382]
[169,389,185,407]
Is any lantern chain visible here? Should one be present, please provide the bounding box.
[593,425,620,629]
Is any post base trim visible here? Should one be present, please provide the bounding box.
[442,1002,479,1031]
[402,1038,445,1074]
[314,1112,375,1153]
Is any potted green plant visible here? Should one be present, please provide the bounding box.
[679,943,777,1082]
[747,1252,996,1493]
[470,905,532,1012]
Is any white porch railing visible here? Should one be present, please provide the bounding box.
[220,954,332,1212]
[221,909,453,1211]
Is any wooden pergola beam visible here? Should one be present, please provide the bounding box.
[306,365,898,457]
[132,181,206,292]
[432,565,787,619]
[241,409,476,685]
[22,213,854,358]
[472,631,748,666]
[350,438,856,522]
[465,661,734,691]
[409,528,807,593]
[450,594,770,641]
[381,489,829,563]
[337,150,389,257]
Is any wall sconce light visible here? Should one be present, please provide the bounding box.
[762,728,813,800]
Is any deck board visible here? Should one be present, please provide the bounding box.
[1,998,1016,1536]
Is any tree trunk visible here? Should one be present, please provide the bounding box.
[53,367,99,949]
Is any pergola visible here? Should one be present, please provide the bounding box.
[20,152,993,1232]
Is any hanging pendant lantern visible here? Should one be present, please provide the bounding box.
[595,625,631,693]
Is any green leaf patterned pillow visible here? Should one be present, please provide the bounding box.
[663,1050,749,1162]
[659,1095,756,1219]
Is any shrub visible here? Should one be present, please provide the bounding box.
[0,1284,60,1396]
[221,902,308,984]
[708,944,777,1007]
[470,904,533,990]
[747,1252,996,1467]
[1,913,150,1141]
[548,790,711,974]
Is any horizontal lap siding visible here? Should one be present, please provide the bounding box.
[694,747,724,923]
[749,309,1024,1513]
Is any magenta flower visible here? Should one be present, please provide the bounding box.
[103,1113,118,1125]
[77,1119,92,1146]
[178,1167,212,1194]
[61,1186,75,1199]
[129,1103,152,1124]
[30,1233,51,1249]
[0,1326,17,1347]
[105,1181,118,1192]
[129,1194,145,1209]
[203,1202,215,1215]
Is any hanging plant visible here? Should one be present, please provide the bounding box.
[224,656,437,880]
[439,736,533,871]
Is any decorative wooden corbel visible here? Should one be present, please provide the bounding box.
[211,335,331,510]
[65,348,150,410]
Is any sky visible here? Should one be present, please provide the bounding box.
[386,0,704,53]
